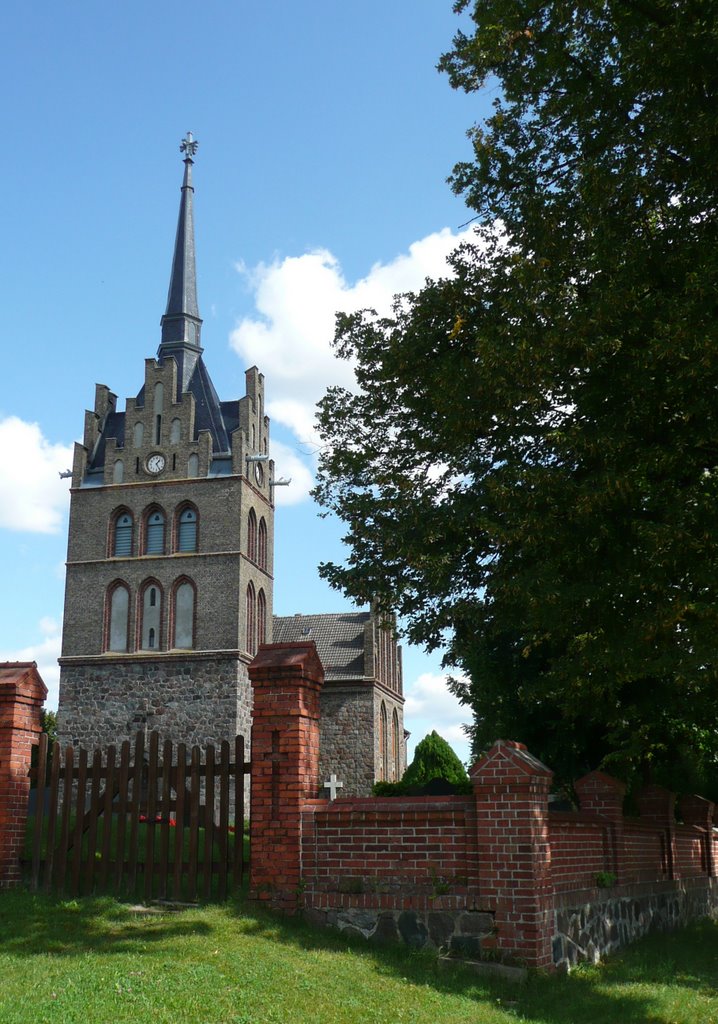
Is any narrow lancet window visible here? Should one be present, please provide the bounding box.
[141,582,162,650]
[174,581,195,649]
[113,512,133,557]
[146,511,165,554]
[178,507,197,552]
[107,584,130,652]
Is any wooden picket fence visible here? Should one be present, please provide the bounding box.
[26,730,249,902]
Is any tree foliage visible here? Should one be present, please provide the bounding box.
[402,730,470,789]
[373,731,470,796]
[314,1,718,794]
[41,710,57,746]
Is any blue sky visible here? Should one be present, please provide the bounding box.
[0,1,494,764]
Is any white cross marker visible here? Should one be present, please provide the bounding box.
[323,774,344,800]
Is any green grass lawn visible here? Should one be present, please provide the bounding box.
[0,890,716,1024]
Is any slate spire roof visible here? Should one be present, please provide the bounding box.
[152,134,229,454]
[159,131,203,381]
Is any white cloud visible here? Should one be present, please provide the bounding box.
[230,226,477,454]
[0,417,74,534]
[269,438,315,506]
[0,617,62,711]
[404,671,472,766]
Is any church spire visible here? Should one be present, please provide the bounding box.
[159,132,203,375]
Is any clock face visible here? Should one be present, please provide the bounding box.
[146,453,166,475]
[254,462,264,485]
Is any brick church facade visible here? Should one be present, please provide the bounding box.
[56,135,406,794]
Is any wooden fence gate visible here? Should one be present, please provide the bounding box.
[25,729,249,902]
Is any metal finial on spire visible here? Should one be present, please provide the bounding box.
[180,131,198,160]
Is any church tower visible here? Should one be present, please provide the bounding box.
[57,135,274,752]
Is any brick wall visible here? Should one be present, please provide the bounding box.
[303,795,479,903]
[0,663,46,888]
[248,643,718,971]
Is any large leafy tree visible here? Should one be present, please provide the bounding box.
[314,1,718,793]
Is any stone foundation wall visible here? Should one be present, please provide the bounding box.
[57,654,252,753]
[303,904,495,953]
[552,878,718,971]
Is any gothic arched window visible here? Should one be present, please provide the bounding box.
[247,509,258,563]
[177,506,198,553]
[392,709,400,781]
[258,517,267,570]
[173,578,195,649]
[140,580,163,650]
[257,588,267,648]
[379,702,388,782]
[246,582,256,655]
[106,582,130,652]
[145,508,165,555]
[113,511,133,557]
[188,453,199,477]
[170,417,181,444]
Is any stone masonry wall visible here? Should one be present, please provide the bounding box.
[552,878,718,971]
[319,685,376,796]
[57,654,252,753]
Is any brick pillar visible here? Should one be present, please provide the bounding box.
[248,642,324,912]
[637,784,677,879]
[575,770,626,884]
[0,663,47,889]
[470,739,554,969]
[679,794,715,877]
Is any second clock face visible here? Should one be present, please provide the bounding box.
[254,462,264,485]
[146,453,166,475]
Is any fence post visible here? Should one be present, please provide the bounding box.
[470,739,554,969]
[0,663,47,889]
[636,784,678,879]
[574,770,626,884]
[248,642,324,912]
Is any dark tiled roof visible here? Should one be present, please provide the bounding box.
[272,612,370,681]
[89,410,126,470]
[186,356,230,453]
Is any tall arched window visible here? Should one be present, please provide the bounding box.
[140,581,162,650]
[379,702,388,782]
[113,460,124,484]
[107,582,130,652]
[246,582,256,655]
[188,453,199,477]
[170,417,181,443]
[392,710,400,781]
[145,509,165,554]
[257,589,267,647]
[258,518,267,570]
[133,422,144,448]
[177,506,198,553]
[173,579,195,649]
[247,509,257,562]
[113,511,133,557]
